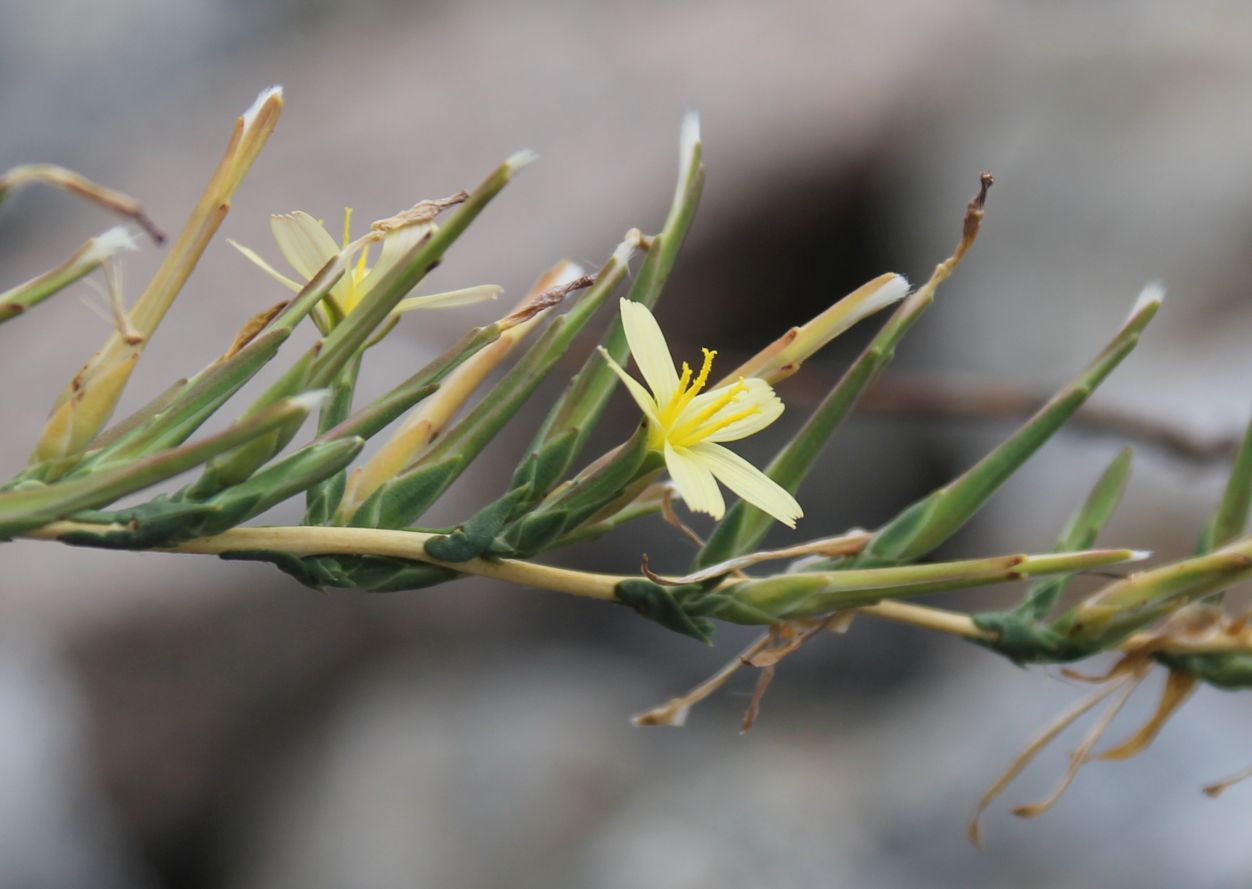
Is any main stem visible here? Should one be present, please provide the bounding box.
[33,521,626,601]
[24,522,1248,656]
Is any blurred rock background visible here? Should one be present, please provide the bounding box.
[2,0,1252,886]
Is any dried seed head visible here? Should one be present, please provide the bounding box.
[83,226,141,265]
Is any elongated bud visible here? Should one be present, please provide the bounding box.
[712,548,1146,624]
[0,390,313,538]
[721,273,910,384]
[227,86,284,194]
[32,87,284,473]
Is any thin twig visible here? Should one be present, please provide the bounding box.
[0,164,165,243]
[22,523,1252,658]
[581,355,1236,464]
[1203,762,1252,798]
[858,373,1237,463]
[631,631,773,727]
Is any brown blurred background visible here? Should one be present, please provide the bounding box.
[3,1,1252,886]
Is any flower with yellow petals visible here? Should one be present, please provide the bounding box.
[599,299,803,528]
[229,208,498,328]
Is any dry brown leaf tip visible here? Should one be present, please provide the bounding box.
[370,191,469,233]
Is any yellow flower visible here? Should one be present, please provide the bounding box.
[599,299,803,528]
[229,208,498,325]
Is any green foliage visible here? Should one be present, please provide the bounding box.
[7,90,1252,734]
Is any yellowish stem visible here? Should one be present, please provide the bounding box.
[20,520,1252,659]
[31,521,625,601]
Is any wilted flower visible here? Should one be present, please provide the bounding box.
[599,299,802,528]
[230,207,498,329]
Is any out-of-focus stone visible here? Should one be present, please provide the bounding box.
[0,624,149,889]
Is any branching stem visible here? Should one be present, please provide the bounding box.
[25,521,1252,659]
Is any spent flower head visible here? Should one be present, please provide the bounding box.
[599,299,802,528]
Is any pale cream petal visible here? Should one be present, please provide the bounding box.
[619,299,680,404]
[679,377,784,442]
[270,212,341,279]
[226,239,303,292]
[666,442,725,519]
[360,223,432,293]
[597,347,661,425]
[393,285,502,314]
[690,442,802,528]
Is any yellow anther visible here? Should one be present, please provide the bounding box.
[675,379,746,439]
[691,348,716,395]
[659,361,695,426]
[656,349,764,447]
[661,348,718,424]
[676,361,693,395]
[694,403,761,441]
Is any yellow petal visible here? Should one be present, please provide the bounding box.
[393,285,502,314]
[665,442,725,519]
[619,299,680,405]
[690,442,802,528]
[270,212,341,280]
[226,239,303,292]
[681,377,784,443]
[598,347,661,425]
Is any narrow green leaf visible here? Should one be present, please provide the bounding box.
[423,485,532,562]
[54,437,364,549]
[1197,413,1252,554]
[84,254,350,467]
[371,269,622,530]
[710,548,1145,623]
[316,324,506,444]
[350,457,464,530]
[426,123,705,560]
[0,394,319,538]
[303,357,361,524]
[850,294,1158,568]
[0,233,126,324]
[519,235,642,473]
[1017,446,1133,620]
[179,155,527,500]
[1061,543,1252,645]
[696,175,994,569]
[207,437,364,535]
[183,347,320,497]
[87,328,293,468]
[492,428,659,557]
[527,126,704,473]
